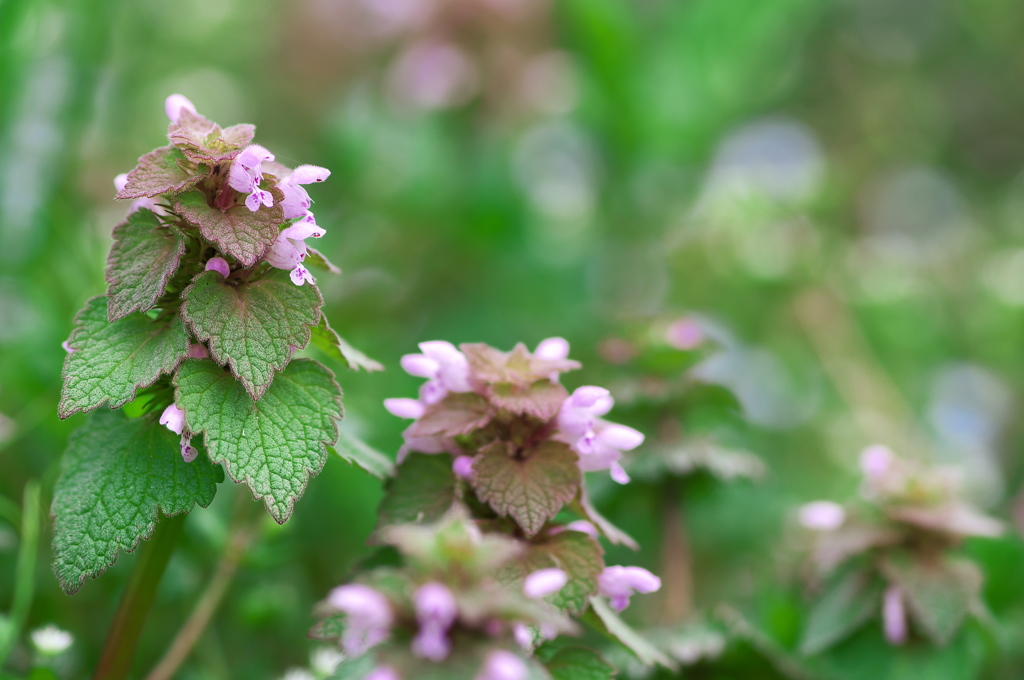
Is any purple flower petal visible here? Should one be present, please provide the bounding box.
[159,404,186,435]
[290,164,331,184]
[164,94,196,123]
[384,398,425,420]
[523,568,567,599]
[205,257,231,278]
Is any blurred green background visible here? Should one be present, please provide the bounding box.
[5,0,1024,677]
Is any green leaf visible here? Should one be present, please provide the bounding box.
[174,358,342,523]
[571,489,639,551]
[407,392,493,438]
[472,440,580,537]
[326,653,375,680]
[59,297,189,418]
[168,109,255,163]
[501,530,604,615]
[585,596,676,670]
[104,209,186,322]
[373,453,456,539]
[182,270,322,399]
[305,245,342,274]
[800,565,884,655]
[51,410,221,594]
[310,316,384,372]
[331,427,394,479]
[539,646,616,680]
[174,187,285,267]
[881,552,981,646]
[117,145,205,199]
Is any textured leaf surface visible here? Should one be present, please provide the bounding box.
[182,270,322,399]
[59,297,189,418]
[881,552,980,645]
[105,208,185,321]
[169,109,254,162]
[373,453,456,539]
[310,316,384,372]
[174,187,285,266]
[539,646,616,680]
[331,427,394,478]
[585,596,675,669]
[490,379,569,421]
[407,392,493,438]
[473,440,580,537]
[500,530,604,615]
[800,565,883,655]
[117,145,204,199]
[174,358,342,523]
[51,410,221,593]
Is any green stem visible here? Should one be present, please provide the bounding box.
[0,480,41,668]
[144,493,256,680]
[93,513,187,680]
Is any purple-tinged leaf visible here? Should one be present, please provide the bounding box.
[472,440,580,537]
[117,145,206,199]
[406,392,493,438]
[168,108,255,163]
[174,186,285,267]
[105,208,185,322]
[490,379,569,421]
[181,269,322,400]
[500,530,604,615]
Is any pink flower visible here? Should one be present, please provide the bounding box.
[412,582,458,661]
[205,257,230,279]
[452,455,475,479]
[164,94,196,123]
[882,585,907,645]
[523,568,567,599]
[665,317,704,350]
[265,216,325,286]
[556,386,642,483]
[327,584,393,656]
[61,340,75,354]
[534,337,569,361]
[384,398,425,420]
[277,165,331,220]
[597,566,661,612]
[179,433,197,463]
[475,650,527,680]
[557,386,613,440]
[364,666,400,680]
[399,341,472,404]
[798,501,846,531]
[159,404,186,435]
[860,444,893,482]
[550,520,598,539]
[228,144,276,211]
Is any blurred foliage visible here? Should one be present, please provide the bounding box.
[5,0,1024,677]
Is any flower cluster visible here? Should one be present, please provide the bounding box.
[798,445,1001,649]
[117,94,333,287]
[384,338,645,484]
[317,513,661,679]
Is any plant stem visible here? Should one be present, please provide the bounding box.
[658,482,693,625]
[144,492,257,680]
[93,512,187,680]
[0,480,40,669]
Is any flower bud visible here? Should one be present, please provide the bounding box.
[523,568,567,599]
[597,565,661,612]
[798,501,845,531]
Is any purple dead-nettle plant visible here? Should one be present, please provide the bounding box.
[52,94,387,606]
[315,340,674,679]
[797,445,1002,654]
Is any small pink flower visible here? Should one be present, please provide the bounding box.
[384,398,425,420]
[860,444,893,482]
[205,257,230,278]
[399,341,472,405]
[327,584,393,656]
[475,650,527,680]
[412,582,458,661]
[550,520,598,539]
[452,455,475,479]
[278,165,331,220]
[534,337,569,361]
[597,566,661,612]
[165,94,196,123]
[290,265,315,286]
[159,404,186,435]
[665,317,704,350]
[364,666,400,680]
[798,501,845,531]
[228,144,276,212]
[62,340,75,354]
[180,433,197,463]
[188,343,210,359]
[523,568,567,599]
[883,585,907,645]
